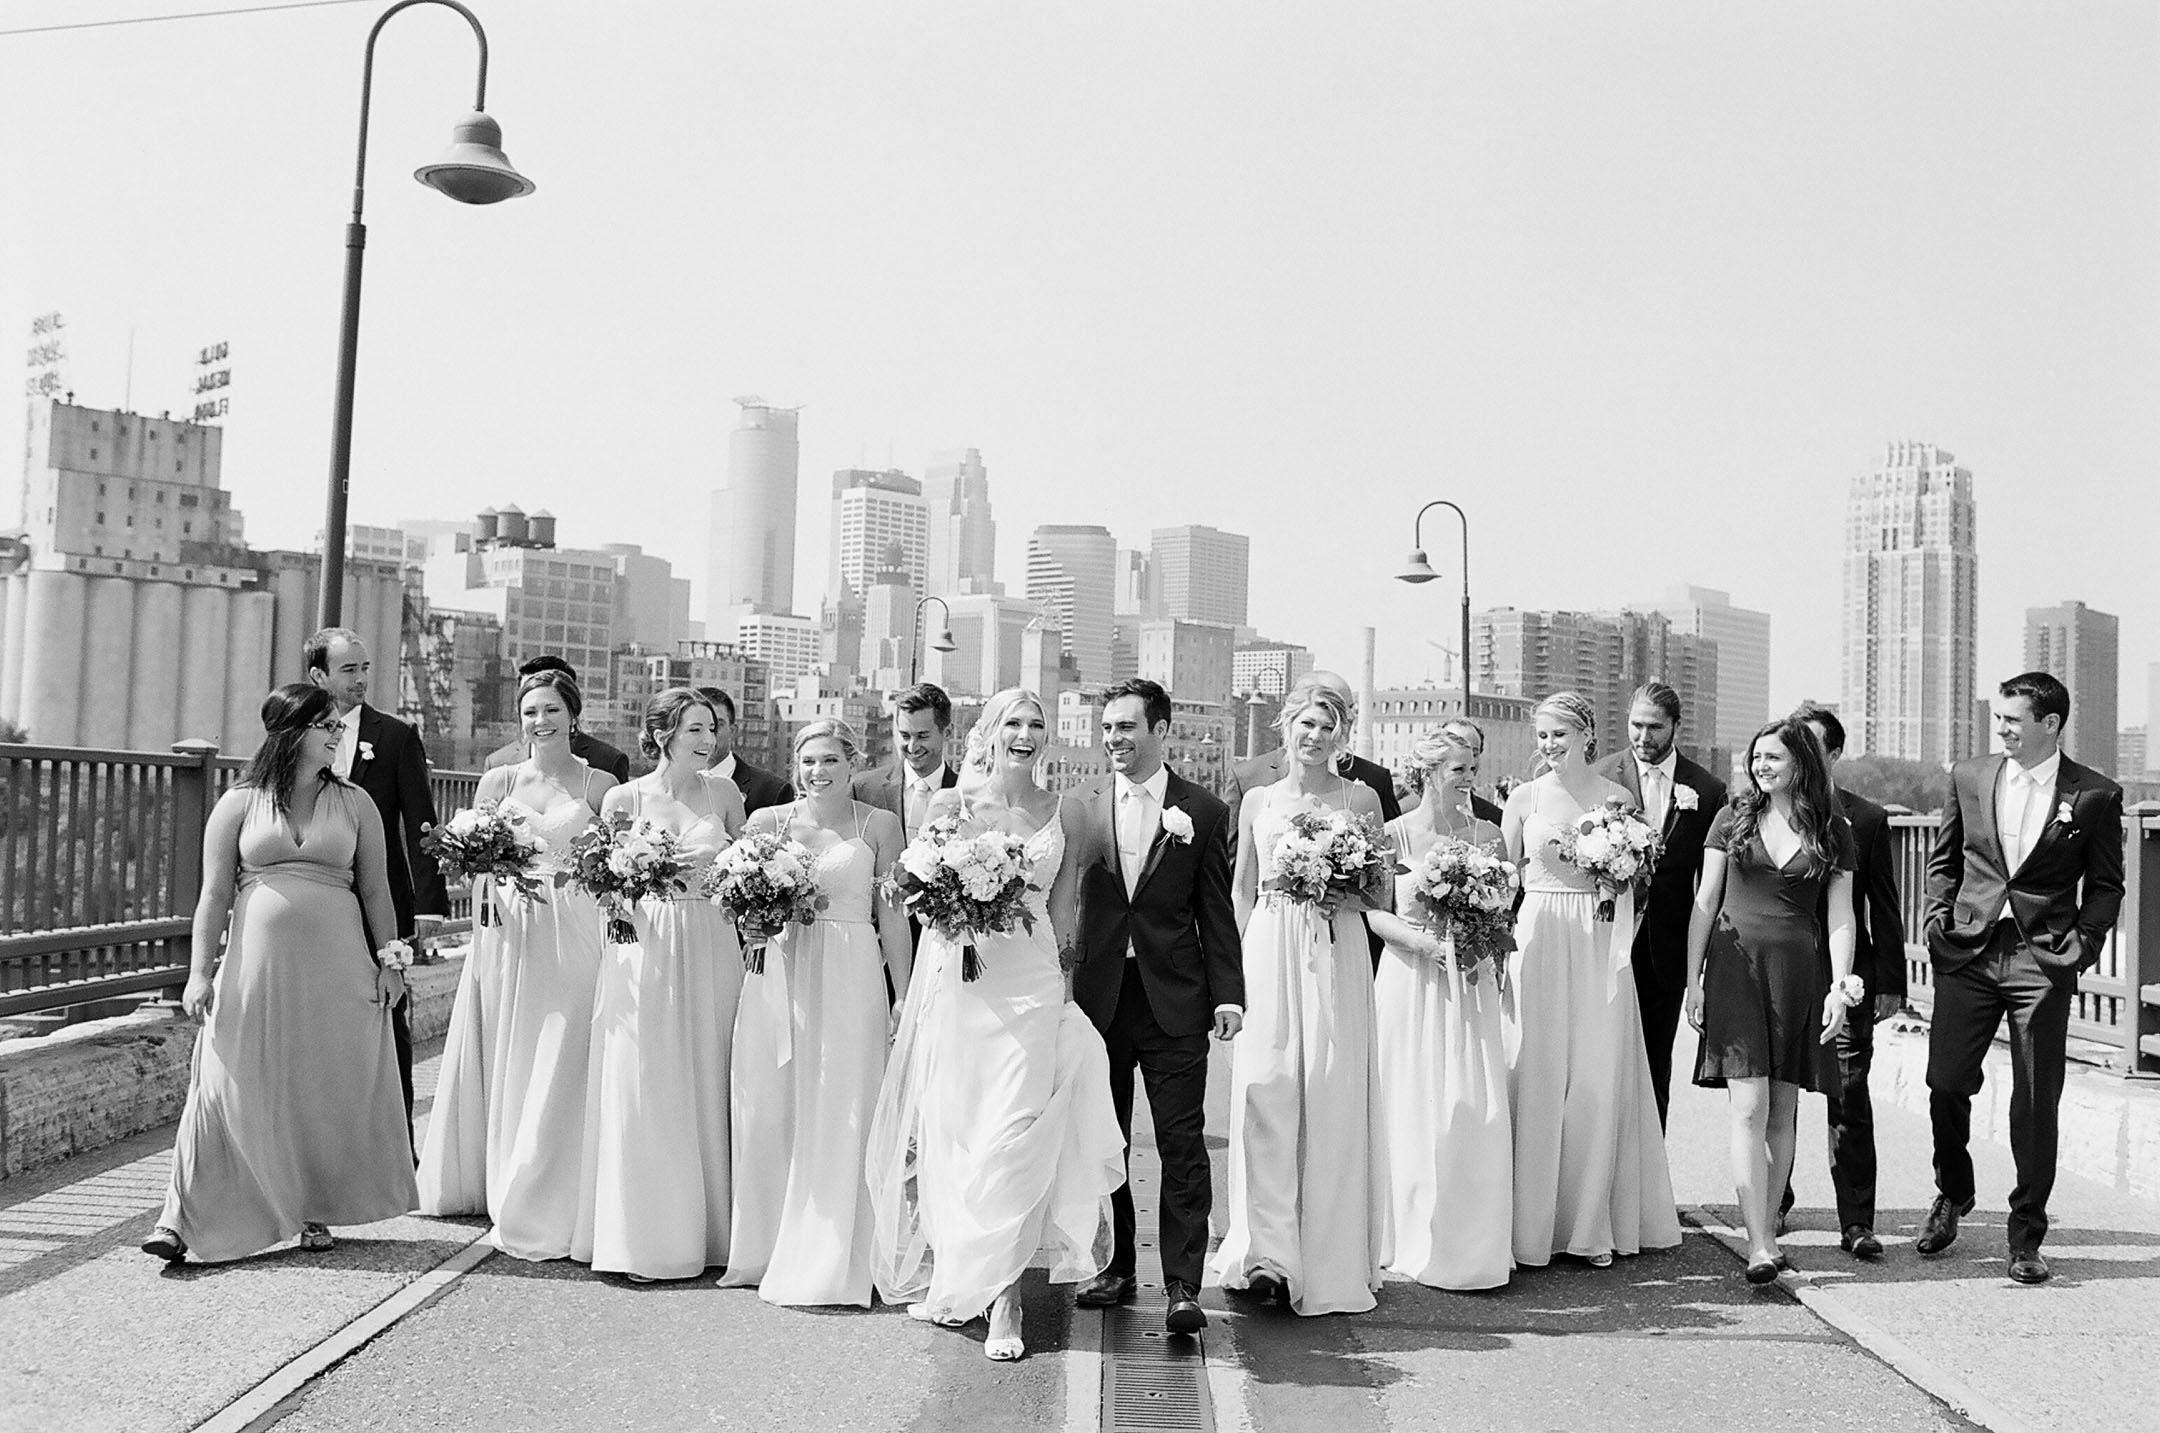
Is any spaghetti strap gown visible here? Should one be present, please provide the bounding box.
[1209,790,1385,1316]
[1373,819,1514,1290]
[159,783,416,1261]
[721,809,891,1306]
[866,809,1124,1320]
[575,794,744,1279]
[1505,794,1680,1266]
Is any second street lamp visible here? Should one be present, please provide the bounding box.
[318,0,534,628]
[1397,499,1473,716]
[911,596,958,686]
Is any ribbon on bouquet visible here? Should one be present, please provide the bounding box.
[1604,888,1636,1001]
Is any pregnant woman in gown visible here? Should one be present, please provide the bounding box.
[1686,716,1857,1282]
[867,688,1123,1360]
[145,684,415,1263]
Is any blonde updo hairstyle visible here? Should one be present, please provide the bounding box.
[640,687,719,764]
[1533,691,1599,762]
[1275,684,1354,759]
[963,687,1048,776]
[1410,730,1474,777]
[792,716,864,770]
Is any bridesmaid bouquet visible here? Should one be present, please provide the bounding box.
[1262,808,1396,915]
[1406,838,1517,985]
[704,829,830,973]
[1555,798,1660,922]
[420,802,546,925]
[883,811,1035,982]
[561,815,692,944]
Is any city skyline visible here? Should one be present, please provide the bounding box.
[3,4,2156,721]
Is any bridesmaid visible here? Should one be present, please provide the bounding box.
[144,684,414,1263]
[575,688,746,1281]
[482,669,617,1262]
[721,719,913,1306]
[1367,733,1514,1291]
[1209,684,1387,1316]
[1502,692,1680,1268]
[1686,717,1858,1282]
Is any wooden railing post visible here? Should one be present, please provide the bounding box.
[161,739,221,1001]
[2120,804,2160,1079]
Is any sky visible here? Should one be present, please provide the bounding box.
[4,1,2157,723]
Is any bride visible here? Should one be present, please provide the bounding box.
[866,688,1124,1361]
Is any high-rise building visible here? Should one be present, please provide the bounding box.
[1840,441,1980,765]
[827,468,927,603]
[1113,548,1156,618]
[604,542,693,651]
[424,505,625,718]
[734,611,820,691]
[1647,586,1769,764]
[1150,524,1249,627]
[1473,606,1719,768]
[1232,639,1314,699]
[925,592,1052,700]
[2120,727,2148,785]
[706,397,801,630]
[1136,618,1235,709]
[1026,525,1116,684]
[2023,601,2118,774]
[922,448,996,597]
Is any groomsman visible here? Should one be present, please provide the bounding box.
[1594,682,1726,1127]
[1781,702,1906,1258]
[305,627,450,1139]
[1441,717,1506,825]
[694,686,792,814]
[1919,672,2124,1284]
[483,655,632,781]
[851,682,960,838]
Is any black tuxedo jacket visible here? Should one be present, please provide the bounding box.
[1594,750,1729,987]
[1924,754,2125,975]
[850,760,959,838]
[1837,786,1908,999]
[727,757,793,817]
[1071,770,1243,1039]
[1226,749,1401,852]
[351,705,450,940]
[485,731,631,784]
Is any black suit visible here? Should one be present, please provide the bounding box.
[725,756,793,817]
[1072,770,1242,1290]
[1595,750,1728,1126]
[485,731,631,784]
[349,705,451,1132]
[1924,753,2124,1255]
[1227,749,1401,966]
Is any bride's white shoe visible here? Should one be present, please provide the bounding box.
[985,1290,1024,1361]
[908,1302,968,1328]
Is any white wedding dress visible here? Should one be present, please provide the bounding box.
[866,809,1124,1321]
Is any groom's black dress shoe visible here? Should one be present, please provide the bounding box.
[1915,1194,1976,1256]
[1164,1280,1207,1334]
[1075,1272,1137,1308]
[1841,1226,1884,1259]
[2008,1249,2051,1285]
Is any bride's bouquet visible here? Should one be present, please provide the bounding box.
[1261,807,1395,915]
[560,814,692,944]
[1555,797,1660,923]
[882,809,1036,982]
[1405,838,1517,984]
[421,802,546,925]
[704,828,829,973]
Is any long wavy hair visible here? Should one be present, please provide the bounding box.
[1728,716,1840,875]
[963,688,1048,776]
[241,683,337,820]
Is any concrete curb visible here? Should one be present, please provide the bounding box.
[0,949,466,1182]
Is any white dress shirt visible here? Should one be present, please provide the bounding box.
[713,752,738,783]
[903,767,942,838]
[1636,751,1678,830]
[331,704,363,780]
[1997,749,2061,880]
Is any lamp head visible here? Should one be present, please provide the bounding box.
[1396,548,1439,584]
[930,628,959,654]
[415,110,535,205]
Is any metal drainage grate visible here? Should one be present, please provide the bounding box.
[1099,1142,1212,1432]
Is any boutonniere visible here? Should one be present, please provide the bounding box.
[1673,786,1699,812]
[1160,807,1195,844]
[2054,798,2075,829]
[357,739,376,765]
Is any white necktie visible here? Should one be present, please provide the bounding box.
[333,714,358,779]
[1120,784,1151,896]
[1643,767,1666,829]
[905,777,929,838]
[2006,768,2034,871]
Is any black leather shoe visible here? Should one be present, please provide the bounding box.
[1164,1280,1207,1334]
[1745,1257,1780,1285]
[1075,1272,1137,1308]
[1243,1269,1290,1307]
[2008,1250,2051,1285]
[1915,1194,1975,1256]
[1841,1225,1884,1259]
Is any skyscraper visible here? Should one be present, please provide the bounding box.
[706,397,801,631]
[922,448,996,597]
[1648,585,1769,764]
[826,468,927,603]
[1150,524,1249,627]
[2023,601,2118,774]
[1026,525,1116,684]
[1840,441,1979,764]
[1473,606,1719,768]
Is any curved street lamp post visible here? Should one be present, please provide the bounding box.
[910,596,959,686]
[1396,500,1472,715]
[318,0,534,628]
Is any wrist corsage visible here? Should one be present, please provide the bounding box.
[1829,974,1865,1009]
[376,939,416,972]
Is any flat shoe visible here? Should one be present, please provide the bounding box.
[299,1223,335,1252]
[908,1303,968,1327]
[1586,1251,1614,1269]
[141,1227,187,1263]
[985,1336,1024,1361]
[1745,1258,1780,1285]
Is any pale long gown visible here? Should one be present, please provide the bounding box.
[160,783,416,1260]
[416,875,505,1216]
[720,807,891,1306]
[1505,789,1681,1265]
[574,799,744,1279]
[1374,818,1514,1290]
[1209,788,1385,1316]
[866,810,1124,1319]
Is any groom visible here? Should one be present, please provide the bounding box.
[1069,678,1243,1335]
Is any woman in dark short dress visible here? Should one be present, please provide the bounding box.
[1685,716,1860,1284]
